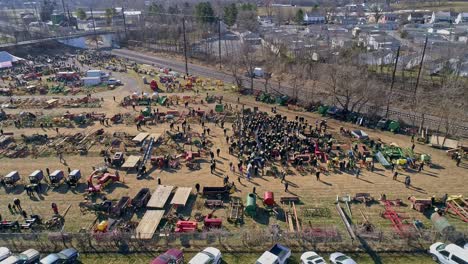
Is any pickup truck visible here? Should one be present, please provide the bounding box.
[256,244,291,264]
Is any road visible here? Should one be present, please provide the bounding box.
[0,30,115,48]
[111,48,468,137]
[112,48,246,86]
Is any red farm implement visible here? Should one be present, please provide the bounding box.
[381,200,413,238]
[446,195,468,222]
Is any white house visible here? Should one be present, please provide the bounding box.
[304,12,326,25]
[430,11,454,24]
[367,34,400,50]
[358,50,395,66]
[240,31,262,45]
[455,13,468,24]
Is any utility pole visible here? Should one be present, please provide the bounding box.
[218,17,222,69]
[122,7,128,38]
[61,0,67,15]
[182,17,189,76]
[414,35,428,97]
[90,8,99,49]
[385,46,400,118]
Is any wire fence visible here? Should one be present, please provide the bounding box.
[1,227,466,253]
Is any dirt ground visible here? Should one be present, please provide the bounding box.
[1,57,467,255]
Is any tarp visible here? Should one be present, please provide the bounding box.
[430,135,459,149]
[375,151,391,168]
[0,51,24,68]
[0,61,12,69]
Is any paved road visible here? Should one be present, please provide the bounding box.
[111,48,468,137]
[111,48,256,87]
[0,30,115,48]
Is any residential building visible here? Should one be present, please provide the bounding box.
[430,11,454,24]
[240,31,262,45]
[455,13,468,24]
[304,12,326,25]
[358,50,395,65]
[367,34,400,50]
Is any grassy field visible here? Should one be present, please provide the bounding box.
[80,252,433,264]
[392,1,468,12]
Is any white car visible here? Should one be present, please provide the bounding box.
[329,252,357,264]
[301,251,326,264]
[429,242,468,264]
[188,247,222,264]
[0,247,11,261]
[107,79,122,85]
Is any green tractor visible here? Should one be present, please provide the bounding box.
[73,114,87,125]
[142,106,152,117]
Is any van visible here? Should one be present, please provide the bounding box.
[0,255,22,264]
[0,247,11,261]
[429,242,468,264]
[18,249,40,263]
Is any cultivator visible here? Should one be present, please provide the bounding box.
[446,195,468,222]
[381,200,413,237]
[228,198,244,224]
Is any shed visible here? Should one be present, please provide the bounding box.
[4,171,20,184]
[121,155,141,169]
[46,99,59,106]
[245,193,257,217]
[29,170,44,183]
[50,170,64,181]
[149,133,161,141]
[147,185,174,209]
[0,135,13,147]
[132,133,149,143]
[134,210,164,239]
[69,169,81,180]
[263,192,275,206]
[170,187,192,207]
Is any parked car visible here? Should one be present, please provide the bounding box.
[256,244,291,264]
[0,248,11,261]
[0,255,22,264]
[107,79,122,85]
[329,252,357,264]
[429,242,468,264]
[188,247,222,264]
[301,251,326,264]
[1,249,41,264]
[39,248,78,264]
[150,248,183,264]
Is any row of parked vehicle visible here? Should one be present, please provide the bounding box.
[0,248,78,264]
[151,241,468,264]
[149,245,357,264]
[2,242,466,264]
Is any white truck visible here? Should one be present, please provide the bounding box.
[81,77,101,86]
[256,244,291,264]
[188,247,222,264]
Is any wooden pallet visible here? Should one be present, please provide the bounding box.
[228,200,243,223]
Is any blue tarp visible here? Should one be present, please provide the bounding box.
[375,151,391,168]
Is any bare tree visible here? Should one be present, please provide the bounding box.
[240,43,256,92]
[325,65,372,117]
[225,54,244,90]
[290,64,306,101]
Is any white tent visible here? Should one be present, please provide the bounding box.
[0,51,24,69]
